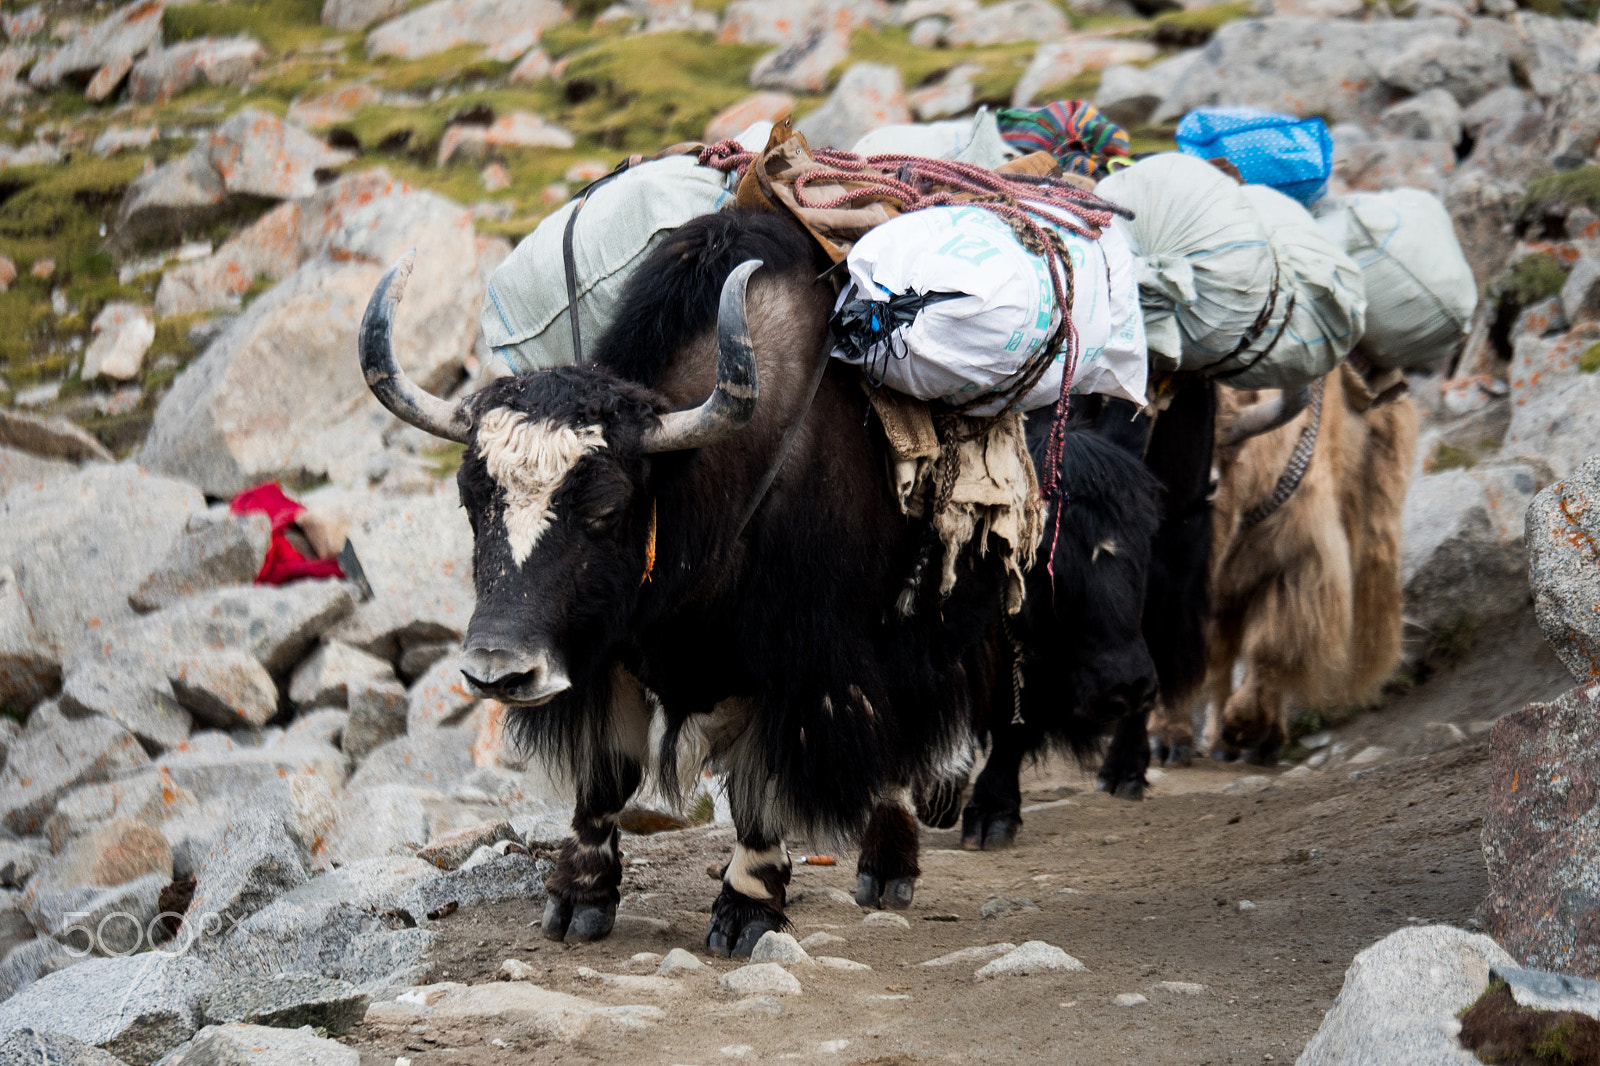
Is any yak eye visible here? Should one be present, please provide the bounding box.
[584,501,623,533]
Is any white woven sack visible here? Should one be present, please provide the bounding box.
[1312,188,1477,370]
[481,154,736,373]
[829,204,1147,415]
[1229,183,1367,390]
[851,109,1016,170]
[1095,152,1276,378]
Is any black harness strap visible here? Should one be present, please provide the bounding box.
[1239,376,1325,528]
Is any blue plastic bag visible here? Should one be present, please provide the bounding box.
[1175,107,1333,206]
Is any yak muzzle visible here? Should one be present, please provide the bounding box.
[460,645,572,706]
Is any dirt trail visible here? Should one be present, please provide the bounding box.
[345,609,1574,1066]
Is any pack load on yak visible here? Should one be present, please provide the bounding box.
[1311,188,1478,371]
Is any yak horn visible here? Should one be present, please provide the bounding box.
[642,259,763,454]
[359,251,473,445]
[1223,382,1312,446]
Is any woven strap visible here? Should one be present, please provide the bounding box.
[1239,377,1325,528]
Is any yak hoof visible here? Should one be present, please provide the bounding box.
[960,802,1021,851]
[706,884,786,959]
[540,897,572,941]
[1109,777,1146,801]
[854,873,916,910]
[542,898,614,943]
[566,903,616,942]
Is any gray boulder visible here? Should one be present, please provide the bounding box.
[322,0,412,30]
[1526,456,1600,683]
[0,448,77,499]
[0,717,150,837]
[1095,51,1198,129]
[1504,329,1600,479]
[140,191,480,497]
[748,27,850,93]
[795,63,909,150]
[153,1024,357,1066]
[1379,89,1462,145]
[0,1029,132,1065]
[208,859,438,992]
[0,938,78,1003]
[1156,18,1471,126]
[393,853,551,924]
[1401,464,1543,639]
[0,838,49,888]
[0,410,113,464]
[204,110,354,201]
[287,641,394,709]
[166,651,279,730]
[1376,33,1510,107]
[197,974,368,1034]
[0,465,205,706]
[127,36,265,103]
[943,0,1065,46]
[340,678,408,760]
[1295,925,1517,1065]
[0,955,212,1065]
[364,0,568,61]
[130,513,272,614]
[26,0,162,90]
[57,582,353,756]
[321,784,429,867]
[112,152,228,250]
[182,815,305,952]
[405,649,476,733]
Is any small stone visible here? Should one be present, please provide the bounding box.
[0,1029,131,1064]
[130,512,272,614]
[798,932,846,952]
[1113,992,1148,1007]
[748,28,850,93]
[343,679,408,761]
[1236,900,1258,912]
[29,260,53,280]
[199,973,370,1034]
[480,163,510,192]
[818,1039,851,1053]
[500,958,537,981]
[973,941,1086,979]
[979,896,1037,920]
[656,948,705,976]
[749,931,811,965]
[508,47,552,83]
[157,1022,359,1065]
[717,963,802,996]
[732,995,784,1016]
[416,820,517,871]
[1151,980,1207,995]
[625,952,662,973]
[167,649,279,729]
[82,303,154,382]
[861,911,909,929]
[815,956,870,971]
[921,943,1017,967]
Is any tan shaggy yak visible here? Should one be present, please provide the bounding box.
[1150,363,1419,762]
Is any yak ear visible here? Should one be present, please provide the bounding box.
[358,251,474,444]
[1223,382,1312,446]
[641,259,761,454]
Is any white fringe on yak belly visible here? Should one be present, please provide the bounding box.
[871,389,1043,616]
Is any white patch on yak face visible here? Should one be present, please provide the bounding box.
[475,407,609,566]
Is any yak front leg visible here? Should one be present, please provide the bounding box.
[542,665,648,943]
[856,789,920,909]
[706,826,791,958]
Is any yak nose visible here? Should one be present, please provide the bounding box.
[460,646,571,705]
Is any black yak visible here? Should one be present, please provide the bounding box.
[358,209,1009,955]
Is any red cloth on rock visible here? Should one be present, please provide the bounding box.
[230,482,345,586]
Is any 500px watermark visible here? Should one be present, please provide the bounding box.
[59,910,240,959]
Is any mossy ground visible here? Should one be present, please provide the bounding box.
[1458,981,1600,1066]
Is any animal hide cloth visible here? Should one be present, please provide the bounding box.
[869,387,1043,614]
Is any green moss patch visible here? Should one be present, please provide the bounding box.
[1580,342,1600,374]
[1523,166,1600,219]
[1147,2,1252,47]
[164,0,336,56]
[1428,439,1498,473]
[1495,253,1568,307]
[1459,980,1600,1066]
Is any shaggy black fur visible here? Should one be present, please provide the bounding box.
[593,209,826,387]
[458,208,1007,947]
[954,380,1219,845]
[959,412,1164,847]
